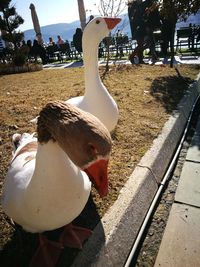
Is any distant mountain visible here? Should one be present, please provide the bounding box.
[24,20,81,43]
[24,11,200,44]
[24,14,131,44]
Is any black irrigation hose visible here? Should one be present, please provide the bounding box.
[124,94,200,267]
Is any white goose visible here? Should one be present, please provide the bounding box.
[2,101,112,267]
[66,17,121,132]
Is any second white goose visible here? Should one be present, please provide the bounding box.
[67,16,121,132]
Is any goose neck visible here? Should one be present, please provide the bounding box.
[83,42,101,89]
[31,141,75,186]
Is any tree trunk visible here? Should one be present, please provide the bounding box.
[77,0,86,30]
[170,24,176,68]
[105,42,110,72]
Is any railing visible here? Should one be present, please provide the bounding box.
[152,27,200,53]
[101,35,134,59]
[1,29,199,65]
[176,26,200,51]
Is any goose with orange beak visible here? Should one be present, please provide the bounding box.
[66,16,121,132]
[2,101,112,267]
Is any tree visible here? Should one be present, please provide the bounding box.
[77,0,86,30]
[0,0,25,65]
[97,0,127,17]
[97,0,127,72]
[0,0,24,49]
[157,0,200,67]
[158,0,200,21]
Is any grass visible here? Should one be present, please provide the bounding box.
[0,63,200,266]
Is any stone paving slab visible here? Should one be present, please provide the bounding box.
[186,113,200,162]
[154,203,200,267]
[186,136,200,162]
[175,161,200,208]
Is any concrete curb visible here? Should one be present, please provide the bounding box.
[72,73,200,267]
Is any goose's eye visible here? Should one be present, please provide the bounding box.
[96,20,100,24]
[87,143,98,157]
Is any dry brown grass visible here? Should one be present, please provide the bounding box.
[0,64,199,266]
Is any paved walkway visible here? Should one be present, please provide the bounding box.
[154,114,200,267]
[43,55,200,69]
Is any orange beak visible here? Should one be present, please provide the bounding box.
[104,17,121,30]
[84,159,109,197]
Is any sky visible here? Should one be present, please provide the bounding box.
[11,0,100,31]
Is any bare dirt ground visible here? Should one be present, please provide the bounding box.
[0,64,199,266]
